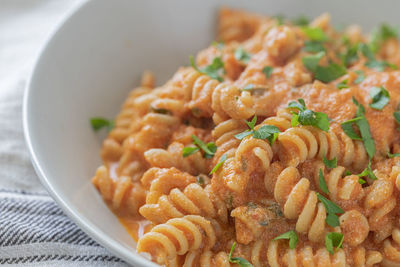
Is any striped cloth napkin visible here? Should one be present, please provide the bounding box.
[0,1,129,266]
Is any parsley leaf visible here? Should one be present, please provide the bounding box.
[325,232,344,255]
[262,66,274,78]
[370,23,398,53]
[90,117,114,132]
[235,47,252,64]
[210,154,227,175]
[394,111,400,124]
[354,70,365,84]
[228,242,254,267]
[359,43,397,71]
[316,193,344,227]
[369,86,390,110]
[273,230,298,249]
[183,135,217,158]
[288,99,330,132]
[253,125,281,145]
[323,155,337,168]
[341,43,359,67]
[337,80,349,89]
[292,15,309,26]
[357,160,377,181]
[303,40,326,53]
[388,152,400,158]
[182,146,200,157]
[301,27,328,41]
[190,55,225,82]
[302,51,325,73]
[235,115,281,145]
[315,63,347,83]
[319,169,330,194]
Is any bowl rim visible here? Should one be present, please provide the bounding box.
[22,1,157,266]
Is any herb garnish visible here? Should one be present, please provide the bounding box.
[325,232,344,255]
[301,26,328,42]
[369,23,398,53]
[262,66,274,78]
[323,155,337,168]
[288,99,330,132]
[210,154,227,175]
[341,97,376,159]
[359,43,398,71]
[319,169,330,194]
[316,193,344,227]
[388,152,400,158]
[228,242,254,267]
[190,55,225,82]
[235,47,252,64]
[234,115,281,145]
[354,70,365,84]
[90,117,114,132]
[337,80,349,89]
[292,15,309,26]
[369,86,390,110]
[182,135,217,158]
[303,40,326,53]
[302,51,347,82]
[273,230,298,249]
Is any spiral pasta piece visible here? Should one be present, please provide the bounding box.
[277,125,368,171]
[382,228,400,266]
[91,165,146,216]
[267,240,346,267]
[274,166,328,242]
[181,250,231,267]
[212,118,246,161]
[212,83,255,124]
[139,183,224,224]
[137,215,219,265]
[141,167,197,204]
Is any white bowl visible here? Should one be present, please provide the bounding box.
[23,0,400,266]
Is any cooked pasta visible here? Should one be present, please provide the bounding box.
[91,7,400,266]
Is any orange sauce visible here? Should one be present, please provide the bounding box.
[118,217,153,242]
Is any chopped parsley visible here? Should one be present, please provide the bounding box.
[273,230,298,249]
[151,107,171,114]
[228,242,254,267]
[316,193,344,227]
[319,169,330,194]
[302,51,347,82]
[337,80,349,89]
[182,135,217,158]
[388,152,400,158]
[357,160,377,182]
[359,43,398,71]
[325,232,344,255]
[262,66,274,78]
[341,97,376,159]
[292,15,310,26]
[90,117,114,132]
[210,154,227,175]
[234,115,281,145]
[288,99,330,132]
[301,26,328,42]
[302,51,325,73]
[341,43,359,67]
[323,155,337,168]
[190,55,225,82]
[303,40,326,53]
[235,47,252,64]
[369,23,398,53]
[369,86,390,110]
[354,70,365,84]
[394,111,400,130]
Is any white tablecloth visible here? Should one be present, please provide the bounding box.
[0,1,129,266]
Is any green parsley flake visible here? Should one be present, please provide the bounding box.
[394,111,400,124]
[354,70,365,84]
[210,154,227,175]
[316,193,344,227]
[370,23,398,53]
[234,115,281,145]
[228,242,254,267]
[90,117,114,132]
[323,155,337,168]
[369,86,390,110]
[319,169,330,194]
[315,63,347,83]
[325,232,344,255]
[337,80,349,89]
[303,40,326,53]
[273,230,298,249]
[182,146,200,157]
[288,99,330,132]
[190,55,225,82]
[262,66,274,78]
[301,26,329,42]
[359,43,398,71]
[388,152,400,158]
[302,51,325,73]
[182,135,217,158]
[235,47,252,64]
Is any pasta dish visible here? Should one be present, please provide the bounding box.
[90,8,400,266]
